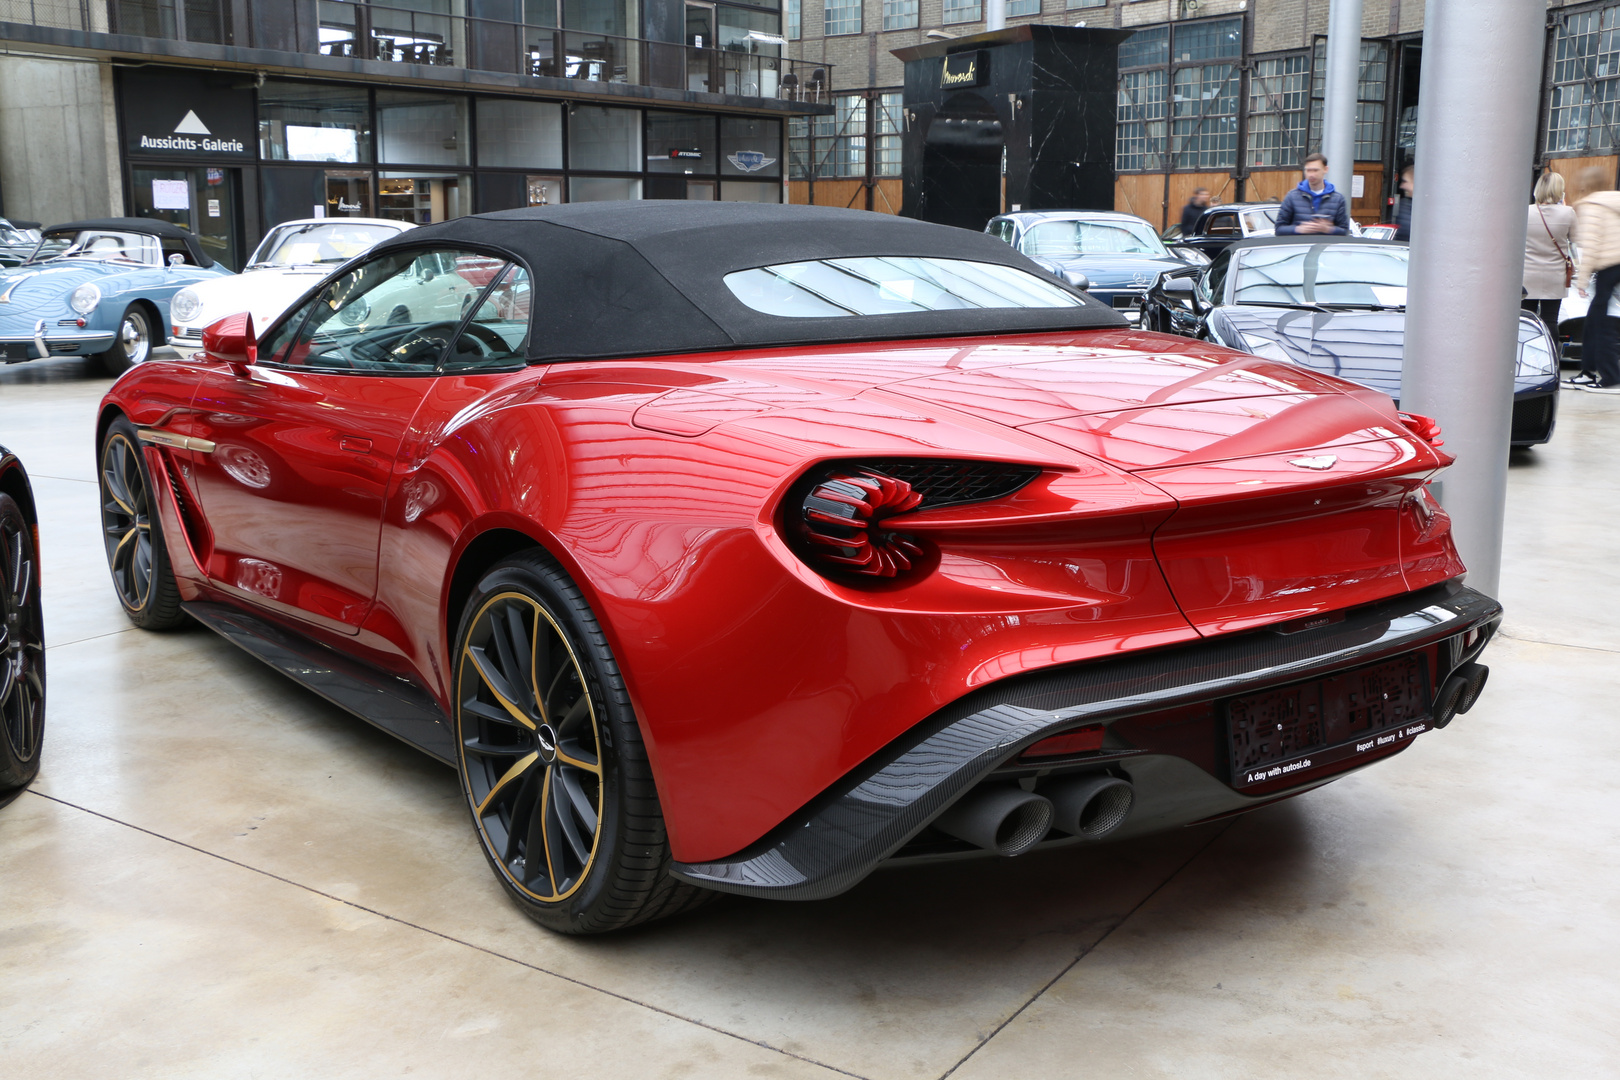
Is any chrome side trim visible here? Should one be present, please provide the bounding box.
[670,581,1502,901]
[137,428,216,454]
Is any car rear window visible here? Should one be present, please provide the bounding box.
[723,257,1084,318]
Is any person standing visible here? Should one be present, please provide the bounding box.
[1179,188,1211,236]
[1572,166,1620,392]
[1523,171,1575,348]
[1394,164,1414,242]
[1275,154,1351,235]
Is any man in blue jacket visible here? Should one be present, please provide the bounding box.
[1275,153,1352,235]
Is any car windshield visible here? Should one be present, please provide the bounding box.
[1019,219,1168,258]
[0,226,31,245]
[1231,243,1409,308]
[250,222,401,267]
[724,257,1085,317]
[26,230,160,266]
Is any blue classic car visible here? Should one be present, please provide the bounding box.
[0,218,232,375]
[1143,236,1559,447]
[985,210,1206,325]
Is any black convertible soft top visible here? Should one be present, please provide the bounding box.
[380,202,1124,361]
[44,216,216,268]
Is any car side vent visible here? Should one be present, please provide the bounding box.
[860,460,1040,508]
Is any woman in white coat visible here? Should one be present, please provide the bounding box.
[1524,171,1575,348]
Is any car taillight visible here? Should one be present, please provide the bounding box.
[1398,411,1444,448]
[798,469,926,579]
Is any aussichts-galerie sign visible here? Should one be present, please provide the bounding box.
[940,51,988,89]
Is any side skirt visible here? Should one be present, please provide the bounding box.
[185,600,456,765]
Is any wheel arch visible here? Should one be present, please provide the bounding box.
[0,460,37,528]
[131,297,168,345]
[95,403,127,454]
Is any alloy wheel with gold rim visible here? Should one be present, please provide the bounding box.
[457,591,605,903]
[100,431,155,612]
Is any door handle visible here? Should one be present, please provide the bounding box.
[339,436,373,453]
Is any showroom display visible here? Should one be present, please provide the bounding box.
[168,218,414,347]
[1143,236,1560,447]
[0,443,43,809]
[0,218,232,375]
[96,202,1500,933]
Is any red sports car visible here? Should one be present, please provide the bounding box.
[97,203,1499,934]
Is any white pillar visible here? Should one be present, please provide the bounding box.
[987,0,1006,33]
[1320,0,1363,190]
[1400,0,1545,597]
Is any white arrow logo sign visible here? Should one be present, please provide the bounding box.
[174,110,211,135]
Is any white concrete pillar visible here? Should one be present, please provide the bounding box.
[987,0,1006,33]
[1400,0,1546,597]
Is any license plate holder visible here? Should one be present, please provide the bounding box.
[0,342,32,362]
[1227,653,1431,788]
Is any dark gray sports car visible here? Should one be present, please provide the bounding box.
[1144,236,1559,447]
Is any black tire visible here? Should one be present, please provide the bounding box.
[97,305,154,377]
[0,492,45,803]
[99,417,186,630]
[453,550,714,934]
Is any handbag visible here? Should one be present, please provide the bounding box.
[1539,205,1575,289]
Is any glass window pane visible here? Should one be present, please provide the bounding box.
[1119,25,1168,69]
[721,116,782,177]
[648,112,718,174]
[787,0,800,39]
[478,99,563,169]
[883,0,918,31]
[258,80,371,164]
[1173,18,1242,62]
[561,0,635,37]
[527,175,564,205]
[725,257,1084,318]
[943,0,980,25]
[377,90,469,166]
[1007,0,1038,16]
[825,0,861,35]
[446,265,532,371]
[270,249,493,372]
[569,106,642,171]
[377,172,472,223]
[719,180,781,202]
[570,176,643,201]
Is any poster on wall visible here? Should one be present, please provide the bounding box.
[152,179,191,210]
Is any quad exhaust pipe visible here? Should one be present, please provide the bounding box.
[933,774,1136,857]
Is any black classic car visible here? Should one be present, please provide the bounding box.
[0,442,43,809]
[1143,236,1559,447]
[1163,201,1365,259]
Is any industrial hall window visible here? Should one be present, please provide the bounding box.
[1308,39,1389,161]
[825,0,861,36]
[1116,26,1168,173]
[944,0,982,26]
[1247,54,1310,168]
[1067,0,1105,7]
[1547,6,1620,153]
[883,0,918,31]
[787,0,800,39]
[875,92,903,176]
[1007,0,1039,17]
[1170,18,1242,170]
[788,94,866,179]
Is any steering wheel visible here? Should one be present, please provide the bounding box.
[390,320,509,366]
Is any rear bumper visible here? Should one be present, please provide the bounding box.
[670,580,1500,900]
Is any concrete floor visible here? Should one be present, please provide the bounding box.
[1,353,1616,1079]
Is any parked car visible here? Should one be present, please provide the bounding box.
[985,210,1206,324]
[97,203,1499,934]
[0,218,231,375]
[1362,223,1399,241]
[169,218,413,348]
[1143,235,1559,447]
[1167,201,1363,258]
[0,443,44,809]
[0,219,43,269]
